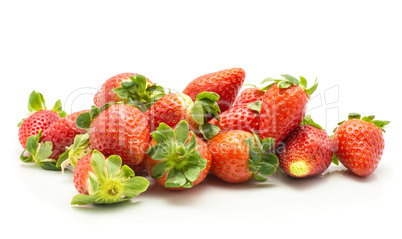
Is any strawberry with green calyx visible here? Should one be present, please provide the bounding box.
[277,115,333,178]
[183,68,246,113]
[71,150,149,205]
[76,103,150,169]
[18,90,67,149]
[144,120,212,190]
[56,133,92,173]
[207,130,278,183]
[259,74,318,148]
[94,73,165,112]
[145,91,221,140]
[332,113,389,177]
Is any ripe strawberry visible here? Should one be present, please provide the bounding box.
[71,150,149,205]
[207,130,278,183]
[18,91,66,148]
[332,113,389,177]
[144,120,212,190]
[145,92,221,140]
[93,73,164,111]
[259,75,318,148]
[208,103,260,134]
[76,103,150,169]
[277,116,333,178]
[183,68,246,112]
[233,87,265,107]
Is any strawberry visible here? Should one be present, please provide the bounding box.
[93,73,164,111]
[145,92,221,140]
[332,113,389,176]
[277,116,333,178]
[207,130,278,183]
[144,120,212,190]
[208,103,260,134]
[18,91,66,148]
[71,150,149,205]
[259,75,318,148]
[76,103,150,169]
[233,87,265,107]
[183,68,246,112]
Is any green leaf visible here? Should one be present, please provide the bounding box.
[361,115,375,122]
[306,78,318,96]
[28,91,46,112]
[122,176,150,198]
[75,112,92,130]
[116,165,135,181]
[348,113,361,120]
[191,104,205,125]
[253,174,268,182]
[106,155,123,178]
[244,137,256,151]
[277,81,293,89]
[39,162,60,171]
[258,162,277,176]
[151,130,168,144]
[184,166,201,182]
[281,74,300,85]
[199,123,221,140]
[184,134,198,152]
[249,149,261,164]
[155,123,175,142]
[165,167,186,188]
[147,144,169,160]
[26,135,39,157]
[71,194,99,205]
[89,172,99,192]
[90,150,107,183]
[247,100,262,113]
[301,115,323,130]
[195,92,220,102]
[261,153,279,166]
[151,160,171,179]
[332,153,339,165]
[51,99,65,115]
[248,159,258,173]
[261,77,280,84]
[261,138,275,152]
[175,120,190,147]
[36,141,54,162]
[300,76,308,89]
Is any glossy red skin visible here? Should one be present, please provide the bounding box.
[277,125,333,178]
[40,110,89,159]
[73,154,93,195]
[93,73,153,108]
[233,88,265,108]
[207,130,254,183]
[183,68,246,112]
[259,83,308,148]
[144,134,212,190]
[89,104,150,167]
[333,119,384,176]
[18,110,60,148]
[208,104,260,134]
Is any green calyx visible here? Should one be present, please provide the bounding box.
[112,74,165,112]
[260,74,318,98]
[20,130,60,171]
[190,92,222,140]
[244,133,279,182]
[56,133,92,172]
[247,100,262,113]
[75,103,112,130]
[333,113,390,133]
[18,91,67,127]
[146,120,207,188]
[71,150,150,205]
[301,115,323,130]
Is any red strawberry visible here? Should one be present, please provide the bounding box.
[18,91,66,148]
[207,130,278,183]
[183,68,246,112]
[71,150,149,205]
[259,75,318,148]
[93,73,164,111]
[77,103,150,168]
[233,87,265,107]
[145,92,221,140]
[277,116,333,178]
[144,120,212,190]
[208,103,260,134]
[332,113,389,177]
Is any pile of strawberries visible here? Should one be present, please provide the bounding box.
[17,68,390,205]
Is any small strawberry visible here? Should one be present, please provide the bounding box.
[144,120,212,190]
[259,75,318,148]
[232,87,265,107]
[332,113,389,176]
[183,68,246,112]
[207,130,278,183]
[145,92,221,140]
[277,116,333,178]
[208,103,260,134]
[93,73,164,111]
[76,103,150,169]
[18,91,66,148]
[71,150,149,205]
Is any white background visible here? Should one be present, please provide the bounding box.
[1,1,401,238]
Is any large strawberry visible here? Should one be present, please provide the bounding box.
[183,68,246,112]
[76,103,150,169]
[18,91,66,148]
[332,113,389,176]
[277,116,333,178]
[144,120,212,190]
[93,73,164,111]
[259,75,318,148]
[207,130,278,183]
[145,92,221,140]
[71,150,149,205]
